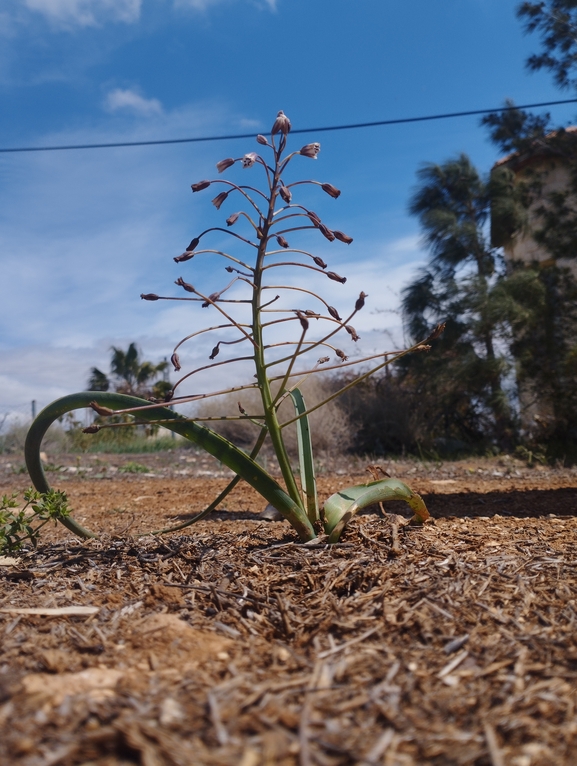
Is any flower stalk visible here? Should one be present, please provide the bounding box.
[24,112,434,544]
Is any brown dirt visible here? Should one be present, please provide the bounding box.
[1,452,577,765]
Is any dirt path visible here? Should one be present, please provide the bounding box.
[1,453,577,765]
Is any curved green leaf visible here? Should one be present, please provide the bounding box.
[323,478,430,543]
[289,388,319,524]
[24,392,316,541]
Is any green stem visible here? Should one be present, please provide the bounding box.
[251,151,304,511]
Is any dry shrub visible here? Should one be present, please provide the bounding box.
[193,375,351,458]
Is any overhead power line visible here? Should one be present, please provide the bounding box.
[1,98,577,155]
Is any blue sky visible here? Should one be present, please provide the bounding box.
[1,0,576,422]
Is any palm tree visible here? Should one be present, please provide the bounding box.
[402,154,515,449]
[87,343,170,399]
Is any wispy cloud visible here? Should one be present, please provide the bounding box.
[23,0,142,27]
[105,88,163,115]
[174,0,277,11]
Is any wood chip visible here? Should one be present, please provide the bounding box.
[0,606,99,616]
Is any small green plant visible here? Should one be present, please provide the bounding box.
[25,112,439,543]
[118,461,150,473]
[0,489,72,553]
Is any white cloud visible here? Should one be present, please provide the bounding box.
[105,88,163,115]
[174,0,276,11]
[23,0,141,27]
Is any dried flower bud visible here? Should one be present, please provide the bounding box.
[212,191,229,209]
[345,325,360,341]
[415,344,432,352]
[164,390,174,402]
[333,230,353,244]
[271,110,291,135]
[83,425,100,434]
[313,256,327,269]
[355,291,368,311]
[226,212,240,227]
[202,291,220,308]
[209,345,220,360]
[171,352,181,371]
[321,183,341,199]
[304,309,320,318]
[186,237,200,252]
[294,311,309,331]
[319,223,335,242]
[327,271,346,284]
[307,210,321,225]
[191,180,211,192]
[300,142,321,159]
[256,227,264,240]
[336,349,348,362]
[279,185,292,204]
[276,235,289,249]
[225,266,234,273]
[175,277,195,293]
[317,356,330,365]
[242,152,258,168]
[140,293,160,301]
[256,134,268,146]
[426,322,446,341]
[174,251,194,263]
[238,402,247,414]
[216,158,235,173]
[90,401,114,417]
[328,305,342,321]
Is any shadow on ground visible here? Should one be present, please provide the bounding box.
[172,486,577,522]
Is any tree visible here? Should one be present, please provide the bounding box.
[483,261,577,460]
[87,343,170,399]
[482,105,577,458]
[400,155,516,450]
[517,1,577,91]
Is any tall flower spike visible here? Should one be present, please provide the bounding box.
[321,183,341,199]
[294,311,309,331]
[271,110,291,135]
[242,153,258,168]
[355,292,368,311]
[216,158,235,173]
[319,224,336,242]
[191,180,211,192]
[175,277,195,293]
[212,191,229,210]
[345,325,360,341]
[174,252,194,263]
[333,230,353,244]
[300,143,321,159]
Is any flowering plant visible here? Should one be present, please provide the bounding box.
[25,112,437,543]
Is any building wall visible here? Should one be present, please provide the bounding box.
[503,157,577,277]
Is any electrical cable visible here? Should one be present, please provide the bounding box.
[1,98,576,154]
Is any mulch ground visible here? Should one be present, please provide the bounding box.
[1,452,577,766]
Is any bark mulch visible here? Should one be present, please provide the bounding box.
[1,497,577,766]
